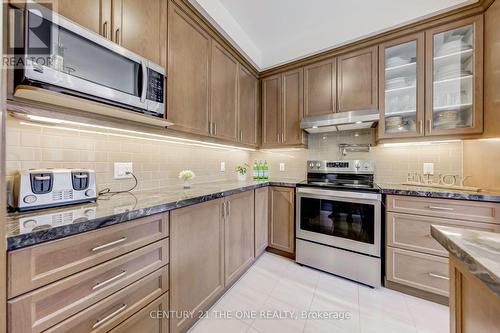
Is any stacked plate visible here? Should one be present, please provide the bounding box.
[386,56,411,68]
[436,63,471,80]
[386,77,407,90]
[437,36,471,56]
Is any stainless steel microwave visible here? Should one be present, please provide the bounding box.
[13,3,165,118]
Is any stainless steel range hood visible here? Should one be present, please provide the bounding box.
[300,109,379,133]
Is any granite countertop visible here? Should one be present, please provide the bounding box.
[5,178,302,251]
[378,183,500,203]
[431,225,500,296]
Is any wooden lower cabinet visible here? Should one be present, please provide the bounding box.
[224,191,255,286]
[108,292,169,333]
[449,255,500,333]
[254,187,269,257]
[169,199,225,333]
[269,187,295,254]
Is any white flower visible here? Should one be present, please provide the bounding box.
[178,170,195,181]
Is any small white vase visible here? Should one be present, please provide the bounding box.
[183,180,191,189]
[237,173,246,182]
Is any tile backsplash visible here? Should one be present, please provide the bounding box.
[6,118,465,192]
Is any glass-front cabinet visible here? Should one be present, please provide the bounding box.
[379,15,483,139]
[426,16,483,135]
[379,33,425,138]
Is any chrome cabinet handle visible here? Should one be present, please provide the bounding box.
[102,21,108,38]
[419,120,424,134]
[240,130,243,142]
[115,28,120,44]
[427,119,432,133]
[91,237,127,252]
[92,304,127,329]
[282,132,285,143]
[222,202,226,218]
[277,133,280,143]
[227,201,230,217]
[92,270,127,290]
[208,122,212,135]
[213,122,217,136]
[428,272,449,280]
[428,205,454,211]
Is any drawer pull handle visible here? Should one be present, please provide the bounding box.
[91,237,127,252]
[92,304,127,329]
[428,205,454,211]
[428,272,449,280]
[92,270,127,290]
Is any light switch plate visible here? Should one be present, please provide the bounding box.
[220,161,226,172]
[114,162,133,179]
[279,163,285,172]
[423,163,434,175]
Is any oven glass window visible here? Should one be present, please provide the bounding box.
[300,197,375,244]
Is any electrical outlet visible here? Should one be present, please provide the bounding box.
[220,161,226,172]
[279,163,285,172]
[423,163,434,175]
[114,162,133,179]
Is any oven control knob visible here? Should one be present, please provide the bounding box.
[315,162,321,169]
[355,163,361,170]
[363,162,370,169]
[309,162,314,169]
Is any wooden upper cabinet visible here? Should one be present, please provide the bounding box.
[262,74,282,146]
[337,46,378,112]
[282,68,304,145]
[425,15,483,136]
[304,57,336,117]
[170,199,225,333]
[113,0,167,65]
[238,66,258,146]
[53,0,109,36]
[167,2,211,135]
[224,191,255,286]
[379,33,425,139]
[211,42,239,141]
[269,187,295,254]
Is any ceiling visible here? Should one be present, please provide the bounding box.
[189,0,476,70]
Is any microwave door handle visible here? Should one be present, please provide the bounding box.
[140,61,148,103]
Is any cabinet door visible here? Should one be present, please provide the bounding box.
[379,33,425,139]
[262,74,282,147]
[337,46,378,112]
[167,3,211,136]
[114,0,167,65]
[238,65,258,146]
[269,187,295,254]
[54,0,107,36]
[170,199,224,333]
[224,191,255,286]
[254,187,269,257]
[425,15,483,136]
[211,42,238,141]
[304,58,336,117]
[282,68,304,145]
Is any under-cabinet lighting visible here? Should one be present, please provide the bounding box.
[13,113,256,151]
[382,139,462,147]
[477,137,500,142]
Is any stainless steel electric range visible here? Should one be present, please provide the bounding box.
[295,160,382,287]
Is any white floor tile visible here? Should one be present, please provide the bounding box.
[188,252,449,333]
[405,294,449,333]
[251,297,307,333]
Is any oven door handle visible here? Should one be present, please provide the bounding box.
[296,187,381,201]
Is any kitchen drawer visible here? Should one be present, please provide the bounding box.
[8,240,169,333]
[386,247,449,296]
[43,266,169,333]
[108,293,169,333]
[8,213,169,298]
[386,212,500,257]
[386,195,500,224]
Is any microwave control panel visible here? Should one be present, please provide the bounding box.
[147,69,164,103]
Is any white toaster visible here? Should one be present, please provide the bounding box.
[12,168,97,211]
